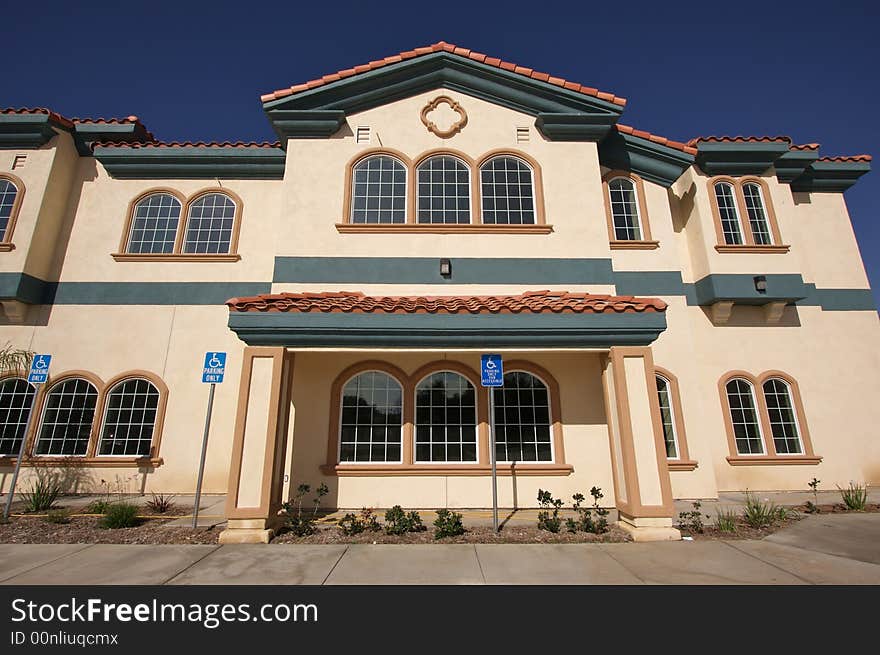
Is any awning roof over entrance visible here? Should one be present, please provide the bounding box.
[226,290,668,348]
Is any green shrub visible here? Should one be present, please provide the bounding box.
[838,482,868,511]
[536,489,564,533]
[22,477,61,513]
[677,500,708,534]
[714,509,738,533]
[433,509,465,539]
[338,508,382,536]
[280,482,330,537]
[45,509,71,524]
[83,500,112,514]
[384,505,425,535]
[742,493,778,529]
[805,477,821,513]
[145,493,176,514]
[101,503,140,529]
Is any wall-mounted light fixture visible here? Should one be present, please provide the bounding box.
[754,275,767,293]
[440,258,452,278]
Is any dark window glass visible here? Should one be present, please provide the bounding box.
[655,375,678,458]
[480,157,535,225]
[99,379,161,456]
[492,371,552,462]
[183,193,235,254]
[763,378,802,454]
[416,156,470,224]
[415,372,476,462]
[0,178,20,241]
[350,156,407,224]
[35,378,98,456]
[339,372,403,462]
[608,178,642,240]
[127,193,181,254]
[726,379,764,455]
[0,378,36,455]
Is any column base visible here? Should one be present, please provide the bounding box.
[617,515,681,542]
[219,528,274,544]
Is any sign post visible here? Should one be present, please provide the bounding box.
[3,354,51,521]
[193,352,226,529]
[480,354,503,532]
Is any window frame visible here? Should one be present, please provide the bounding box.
[0,376,36,456]
[492,369,555,464]
[414,151,475,226]
[336,368,405,465]
[652,367,697,470]
[708,177,787,253]
[0,172,25,252]
[114,187,243,262]
[601,170,657,249]
[96,374,168,459]
[32,372,102,458]
[413,368,480,464]
[348,152,410,225]
[478,153,540,227]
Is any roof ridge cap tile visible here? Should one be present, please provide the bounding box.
[616,123,697,155]
[687,135,793,146]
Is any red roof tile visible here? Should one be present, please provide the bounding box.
[791,143,820,151]
[2,108,153,138]
[687,135,792,147]
[817,154,872,163]
[92,140,281,149]
[226,290,667,314]
[1,107,74,129]
[260,41,627,107]
[616,124,697,156]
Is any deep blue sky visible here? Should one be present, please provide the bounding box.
[5,0,878,302]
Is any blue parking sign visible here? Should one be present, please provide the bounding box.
[27,354,52,384]
[480,354,504,387]
[202,352,226,383]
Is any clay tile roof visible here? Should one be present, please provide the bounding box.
[616,124,697,156]
[1,107,74,129]
[260,41,627,107]
[817,154,872,163]
[686,135,792,147]
[225,290,667,314]
[791,143,820,151]
[91,140,282,150]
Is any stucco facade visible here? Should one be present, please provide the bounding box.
[1,42,876,542]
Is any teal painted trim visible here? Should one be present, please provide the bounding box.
[0,114,61,149]
[534,113,615,141]
[774,150,819,183]
[796,285,877,311]
[92,146,286,179]
[272,257,615,285]
[599,131,695,187]
[265,110,346,140]
[693,273,809,306]
[695,142,791,176]
[72,123,153,156]
[613,271,686,295]
[790,160,871,193]
[227,311,667,348]
[0,273,53,304]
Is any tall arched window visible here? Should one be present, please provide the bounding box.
[608,177,643,240]
[0,378,36,455]
[416,155,470,224]
[0,176,22,242]
[762,378,803,454]
[98,378,161,456]
[480,156,535,225]
[126,192,182,254]
[183,192,237,254]
[415,371,477,462]
[350,155,407,224]
[655,374,679,458]
[714,182,744,245]
[742,182,773,245]
[492,371,552,462]
[34,378,98,456]
[725,378,764,455]
[339,371,403,463]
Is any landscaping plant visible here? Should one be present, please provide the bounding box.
[677,500,707,534]
[338,508,382,536]
[384,505,425,535]
[588,487,610,534]
[713,508,738,533]
[84,479,113,514]
[837,482,868,511]
[536,489,564,533]
[805,477,821,514]
[22,476,61,513]
[145,493,176,514]
[433,509,465,539]
[101,502,140,529]
[742,493,778,529]
[45,509,71,524]
[280,483,319,537]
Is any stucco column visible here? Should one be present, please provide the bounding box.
[602,346,680,542]
[219,347,293,544]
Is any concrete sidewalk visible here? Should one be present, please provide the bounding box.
[1,513,878,585]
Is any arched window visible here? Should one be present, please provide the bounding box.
[339,371,403,463]
[98,378,161,456]
[725,378,764,455]
[34,378,98,456]
[655,374,679,458]
[714,182,744,245]
[126,193,182,254]
[492,371,552,462]
[415,371,477,462]
[350,155,407,224]
[416,155,470,224]
[0,378,36,455]
[742,182,773,245]
[0,177,21,242]
[762,378,803,454]
[183,192,236,254]
[608,177,643,240]
[480,156,535,225]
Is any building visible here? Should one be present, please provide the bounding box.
[0,42,877,543]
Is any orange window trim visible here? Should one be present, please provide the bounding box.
[601,169,656,247]
[0,172,26,250]
[707,176,787,251]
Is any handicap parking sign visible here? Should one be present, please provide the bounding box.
[202,352,226,383]
[27,354,52,384]
[480,354,504,387]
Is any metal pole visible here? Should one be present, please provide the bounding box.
[489,385,499,532]
[192,383,216,529]
[3,388,39,522]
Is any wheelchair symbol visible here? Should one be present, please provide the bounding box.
[208,354,222,368]
[485,358,497,370]
[34,356,48,370]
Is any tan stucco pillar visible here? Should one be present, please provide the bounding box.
[219,347,293,544]
[602,346,680,542]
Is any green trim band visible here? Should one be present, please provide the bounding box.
[92,146,287,179]
[599,130,696,188]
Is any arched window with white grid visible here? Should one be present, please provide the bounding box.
[742,182,773,245]
[338,371,403,463]
[98,378,161,457]
[416,155,471,224]
[34,378,98,456]
[608,177,643,240]
[0,378,36,456]
[350,155,407,224]
[714,182,744,245]
[126,193,182,254]
[725,378,764,455]
[0,177,21,242]
[762,378,803,455]
[480,156,535,225]
[491,371,553,462]
[415,371,477,462]
[183,192,236,254]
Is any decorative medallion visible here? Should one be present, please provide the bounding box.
[420,95,468,138]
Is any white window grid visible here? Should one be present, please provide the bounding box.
[414,371,478,463]
[350,156,407,224]
[655,375,679,459]
[339,371,403,463]
[742,183,773,245]
[0,378,36,455]
[416,156,471,224]
[98,378,160,457]
[726,379,765,455]
[183,193,235,254]
[480,157,536,225]
[491,371,553,463]
[127,193,182,254]
[609,177,642,240]
[0,179,19,239]
[715,183,744,245]
[34,378,98,456]
[762,378,803,454]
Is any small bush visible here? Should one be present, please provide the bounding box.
[838,482,868,511]
[677,500,708,534]
[45,509,71,524]
[146,493,176,514]
[101,503,140,529]
[434,509,465,539]
[384,505,425,535]
[338,508,382,536]
[714,509,738,533]
[84,500,112,514]
[536,489,564,533]
[280,482,330,537]
[742,493,778,529]
[22,477,61,513]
